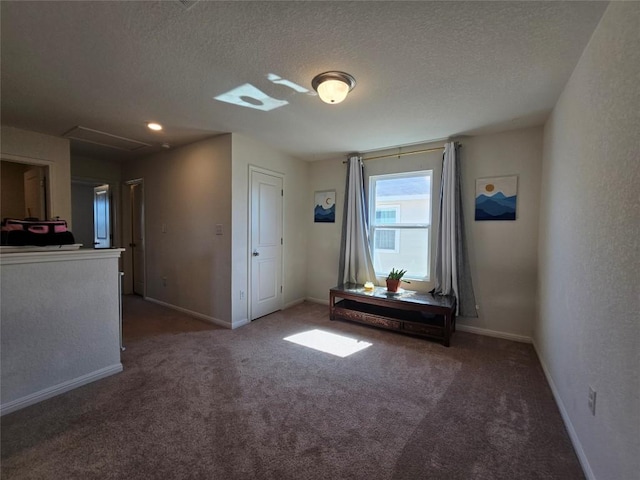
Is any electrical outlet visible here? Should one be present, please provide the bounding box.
[162,276,167,287]
[588,386,597,416]
[161,223,167,233]
[215,224,223,235]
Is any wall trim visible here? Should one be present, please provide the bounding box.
[533,341,594,480]
[144,297,231,329]
[232,318,250,329]
[456,324,532,343]
[0,363,123,416]
[284,298,306,309]
[306,296,329,305]
[0,248,125,265]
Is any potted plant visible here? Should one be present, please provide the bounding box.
[386,268,409,292]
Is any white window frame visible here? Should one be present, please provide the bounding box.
[369,170,433,281]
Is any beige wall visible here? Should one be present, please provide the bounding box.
[537,3,640,479]
[0,126,71,225]
[460,127,542,339]
[306,156,346,302]
[1,161,29,219]
[122,135,233,325]
[231,134,309,327]
[71,155,121,184]
[306,131,541,341]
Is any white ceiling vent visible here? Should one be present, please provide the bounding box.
[175,0,200,11]
[63,126,151,151]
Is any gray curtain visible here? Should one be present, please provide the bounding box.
[433,142,477,317]
[338,156,377,285]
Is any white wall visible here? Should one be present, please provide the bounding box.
[231,134,309,327]
[122,135,233,325]
[0,126,72,225]
[306,132,542,341]
[460,127,542,340]
[1,250,123,414]
[537,3,640,479]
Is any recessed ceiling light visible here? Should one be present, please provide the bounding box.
[147,122,163,131]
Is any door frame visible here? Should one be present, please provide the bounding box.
[124,178,145,297]
[72,176,120,250]
[247,165,284,321]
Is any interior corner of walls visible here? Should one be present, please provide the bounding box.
[231,318,250,329]
[144,297,231,329]
[531,340,596,480]
[306,296,329,306]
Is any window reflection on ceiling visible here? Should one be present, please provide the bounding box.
[213,74,315,111]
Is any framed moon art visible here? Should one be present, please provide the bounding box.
[314,190,336,223]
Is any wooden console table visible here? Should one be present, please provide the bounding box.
[329,283,457,347]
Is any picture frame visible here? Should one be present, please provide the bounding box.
[314,190,336,223]
[475,175,518,221]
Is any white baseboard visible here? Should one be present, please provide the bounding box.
[306,296,329,305]
[456,324,532,343]
[283,298,306,309]
[1,363,123,416]
[232,318,250,329]
[533,341,594,480]
[145,297,231,329]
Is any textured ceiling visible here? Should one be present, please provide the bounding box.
[1,1,608,161]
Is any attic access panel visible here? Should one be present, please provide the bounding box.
[63,126,151,152]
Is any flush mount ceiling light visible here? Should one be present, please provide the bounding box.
[311,71,356,104]
[147,122,163,131]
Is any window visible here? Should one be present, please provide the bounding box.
[374,207,399,252]
[369,171,432,280]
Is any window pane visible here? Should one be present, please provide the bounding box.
[374,229,396,251]
[375,209,397,224]
[370,170,433,281]
[374,175,430,224]
[372,228,429,279]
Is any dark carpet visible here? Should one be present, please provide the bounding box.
[1,296,584,479]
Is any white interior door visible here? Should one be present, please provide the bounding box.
[250,169,283,320]
[23,167,46,219]
[130,182,145,296]
[93,184,111,249]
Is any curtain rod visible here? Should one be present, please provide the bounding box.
[343,146,445,163]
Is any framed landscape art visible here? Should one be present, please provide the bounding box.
[475,176,518,221]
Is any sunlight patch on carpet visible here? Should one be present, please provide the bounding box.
[283,329,372,358]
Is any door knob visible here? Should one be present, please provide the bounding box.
[252,251,259,256]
